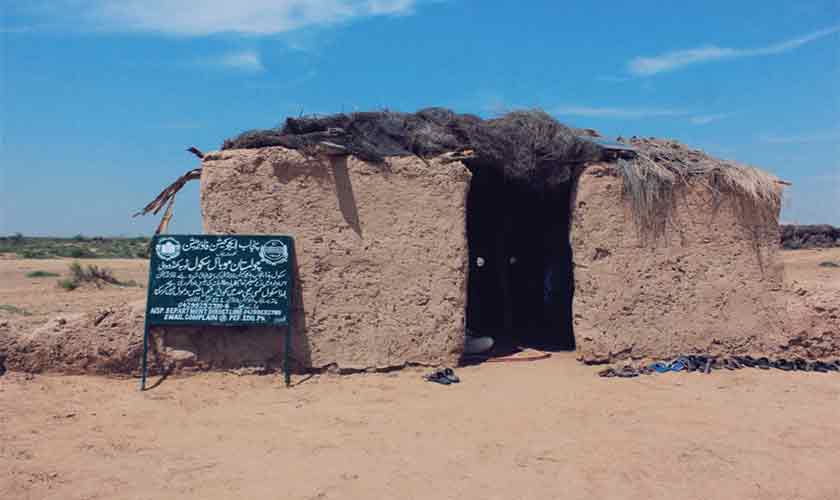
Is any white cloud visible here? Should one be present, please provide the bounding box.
[553,106,687,119]
[629,25,840,75]
[9,1,420,36]
[690,113,733,125]
[212,50,265,71]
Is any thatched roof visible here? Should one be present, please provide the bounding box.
[609,136,782,238]
[223,108,603,187]
[218,108,784,239]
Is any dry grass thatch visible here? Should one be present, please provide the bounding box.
[133,167,202,235]
[615,137,782,242]
[134,108,785,246]
[222,108,603,188]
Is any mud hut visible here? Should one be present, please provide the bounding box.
[143,108,788,370]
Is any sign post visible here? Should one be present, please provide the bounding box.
[140,234,296,390]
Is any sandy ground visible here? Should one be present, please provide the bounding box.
[1,250,839,499]
[0,258,148,334]
[782,248,840,291]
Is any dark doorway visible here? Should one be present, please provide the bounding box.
[465,166,575,352]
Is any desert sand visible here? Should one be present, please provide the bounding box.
[1,249,839,500]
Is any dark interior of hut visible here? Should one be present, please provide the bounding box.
[465,165,576,353]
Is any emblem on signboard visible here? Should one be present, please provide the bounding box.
[259,240,289,266]
[155,237,182,261]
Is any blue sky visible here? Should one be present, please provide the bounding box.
[2,0,838,236]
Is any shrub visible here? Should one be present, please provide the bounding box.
[59,261,138,291]
[68,247,93,258]
[0,304,31,315]
[25,270,60,278]
[20,250,48,259]
[57,279,78,291]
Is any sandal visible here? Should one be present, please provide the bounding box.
[616,365,639,378]
[756,357,771,370]
[442,367,460,383]
[723,358,742,370]
[812,362,830,373]
[652,362,670,373]
[773,358,795,371]
[424,370,452,385]
[670,357,688,372]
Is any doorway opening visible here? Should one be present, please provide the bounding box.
[465,166,575,353]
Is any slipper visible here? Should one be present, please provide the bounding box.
[773,358,795,371]
[756,357,771,370]
[424,370,451,385]
[442,367,460,383]
[616,365,639,378]
[669,358,687,372]
[684,356,697,372]
[723,358,742,370]
[639,365,654,375]
[812,362,830,373]
[736,356,757,368]
[689,356,707,372]
[652,362,670,373]
[598,368,617,378]
[702,358,713,374]
[826,361,840,372]
[793,358,808,371]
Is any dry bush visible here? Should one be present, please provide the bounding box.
[58,262,138,291]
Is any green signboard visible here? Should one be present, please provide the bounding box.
[140,234,296,389]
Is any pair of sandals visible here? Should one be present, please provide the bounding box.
[770,358,839,372]
[646,356,714,374]
[725,356,840,372]
[726,356,772,369]
[424,368,460,385]
[599,355,840,379]
[598,365,640,378]
[600,357,715,378]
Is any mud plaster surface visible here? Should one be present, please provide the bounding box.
[571,164,836,363]
[198,147,471,370]
[2,158,836,375]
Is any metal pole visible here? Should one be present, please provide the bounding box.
[285,238,295,388]
[140,322,150,391]
[284,322,292,387]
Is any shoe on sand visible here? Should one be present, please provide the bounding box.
[424,370,451,385]
[442,367,460,383]
[652,362,670,373]
[464,335,494,355]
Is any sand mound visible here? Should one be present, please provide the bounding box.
[0,300,294,376]
[2,301,148,375]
